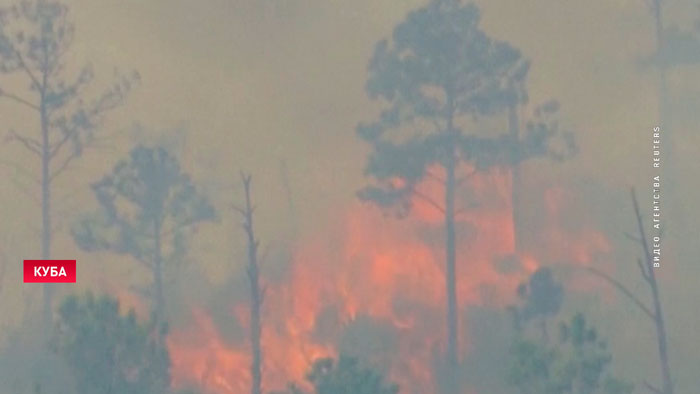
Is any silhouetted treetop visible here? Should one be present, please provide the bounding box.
[359,0,528,144]
[72,145,216,261]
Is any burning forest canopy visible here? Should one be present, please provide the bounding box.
[1,1,700,394]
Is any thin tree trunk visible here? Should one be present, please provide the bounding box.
[444,154,458,394]
[445,154,459,393]
[644,5,675,390]
[40,90,53,332]
[632,190,673,394]
[249,260,262,394]
[652,0,671,198]
[649,270,672,394]
[238,174,262,394]
[650,0,684,240]
[153,218,165,332]
[443,91,459,393]
[652,0,667,135]
[508,100,523,253]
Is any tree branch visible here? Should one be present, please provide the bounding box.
[0,89,39,111]
[236,171,264,394]
[413,189,445,214]
[643,380,663,394]
[630,187,674,394]
[583,266,655,321]
[134,253,154,270]
[637,258,651,284]
[160,218,209,239]
[14,50,41,91]
[5,130,41,156]
[48,150,78,182]
[624,231,642,244]
[50,128,73,158]
[631,188,654,269]
[50,122,126,179]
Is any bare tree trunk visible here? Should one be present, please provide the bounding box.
[444,152,459,394]
[237,174,263,394]
[153,217,166,336]
[443,91,459,394]
[575,190,673,394]
[651,0,668,136]
[641,5,676,389]
[649,0,684,240]
[40,89,53,332]
[652,0,671,191]
[632,190,673,394]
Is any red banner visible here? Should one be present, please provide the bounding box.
[23,260,76,283]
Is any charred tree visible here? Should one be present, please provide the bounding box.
[234,173,264,394]
[631,189,673,394]
[0,0,138,328]
[583,188,673,394]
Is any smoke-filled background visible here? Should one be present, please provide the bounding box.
[0,0,699,393]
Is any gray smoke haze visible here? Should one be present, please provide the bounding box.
[1,0,700,393]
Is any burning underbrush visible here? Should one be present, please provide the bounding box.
[165,167,612,394]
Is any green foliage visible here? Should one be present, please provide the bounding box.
[512,267,564,332]
[273,356,399,394]
[507,269,630,394]
[72,145,216,262]
[337,314,398,367]
[306,356,399,394]
[0,314,75,394]
[52,292,170,394]
[506,313,633,394]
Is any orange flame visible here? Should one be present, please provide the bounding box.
[167,166,612,394]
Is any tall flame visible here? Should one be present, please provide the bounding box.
[167,166,611,394]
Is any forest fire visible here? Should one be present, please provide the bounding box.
[0,2,690,394]
[166,167,610,394]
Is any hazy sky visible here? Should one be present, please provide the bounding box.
[0,0,676,322]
